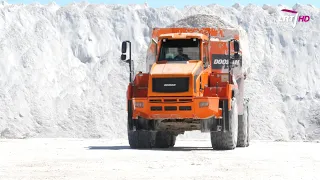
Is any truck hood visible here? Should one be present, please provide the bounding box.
[150,61,201,75]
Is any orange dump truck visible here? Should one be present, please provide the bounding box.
[120,27,250,150]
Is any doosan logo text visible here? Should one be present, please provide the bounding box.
[213,59,240,65]
[278,9,310,28]
[164,84,176,87]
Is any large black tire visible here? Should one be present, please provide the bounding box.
[127,99,157,149]
[170,135,177,147]
[246,99,250,147]
[237,100,249,147]
[210,98,238,150]
[154,131,176,148]
[128,130,156,149]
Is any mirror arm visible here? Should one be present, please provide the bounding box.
[127,41,133,83]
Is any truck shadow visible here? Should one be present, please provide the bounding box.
[86,146,213,151]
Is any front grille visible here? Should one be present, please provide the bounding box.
[179,106,192,111]
[151,106,162,111]
[164,99,177,103]
[150,106,192,111]
[152,77,189,93]
[179,99,192,102]
[149,99,162,103]
[164,106,177,111]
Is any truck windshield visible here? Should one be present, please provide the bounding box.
[158,39,200,61]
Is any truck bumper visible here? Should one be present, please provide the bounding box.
[132,97,222,120]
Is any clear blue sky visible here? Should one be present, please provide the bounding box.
[6,0,319,8]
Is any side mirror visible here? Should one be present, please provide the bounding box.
[234,40,240,52]
[120,40,134,83]
[121,41,130,62]
[121,54,127,61]
[122,41,127,53]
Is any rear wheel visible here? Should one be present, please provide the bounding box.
[210,98,238,150]
[246,99,250,147]
[237,100,249,147]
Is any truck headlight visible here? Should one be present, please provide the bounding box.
[135,102,144,108]
[199,102,209,107]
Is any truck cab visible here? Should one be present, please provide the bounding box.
[148,33,209,98]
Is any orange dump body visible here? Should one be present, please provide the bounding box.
[127,27,242,121]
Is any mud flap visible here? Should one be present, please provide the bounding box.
[127,100,134,131]
[222,100,230,132]
[202,99,231,132]
[201,117,216,132]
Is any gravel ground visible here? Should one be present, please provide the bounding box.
[0,138,319,180]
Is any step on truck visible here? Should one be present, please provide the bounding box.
[120,27,250,150]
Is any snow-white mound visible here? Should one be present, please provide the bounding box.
[0,3,319,140]
[168,14,235,28]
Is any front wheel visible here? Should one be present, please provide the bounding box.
[128,130,157,149]
[210,98,238,150]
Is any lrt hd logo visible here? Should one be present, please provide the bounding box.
[279,9,310,28]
